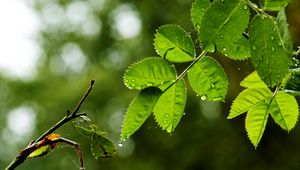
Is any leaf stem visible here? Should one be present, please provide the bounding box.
[163,50,207,92]
[243,0,263,14]
[5,80,95,170]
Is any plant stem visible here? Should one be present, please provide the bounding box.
[243,0,263,14]
[163,50,207,92]
[5,80,95,170]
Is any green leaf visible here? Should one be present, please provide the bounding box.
[91,133,116,160]
[153,79,187,133]
[249,14,290,87]
[277,7,293,53]
[188,56,228,101]
[191,0,211,31]
[270,92,299,131]
[28,145,53,158]
[121,88,161,142]
[246,102,269,148]
[123,57,176,90]
[228,88,272,119]
[264,0,291,11]
[154,25,195,62]
[199,0,249,52]
[240,71,268,89]
[73,116,99,137]
[221,35,250,60]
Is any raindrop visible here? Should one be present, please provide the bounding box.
[271,46,275,51]
[243,5,248,10]
[118,143,123,147]
[252,45,256,50]
[220,35,224,40]
[222,47,226,51]
[200,95,207,100]
[202,8,205,11]
[164,114,169,118]
[183,112,186,115]
[277,42,282,47]
[210,83,215,88]
[270,36,275,40]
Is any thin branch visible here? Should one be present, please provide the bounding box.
[5,80,95,170]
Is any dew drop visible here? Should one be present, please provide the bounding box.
[252,45,256,50]
[200,95,207,100]
[271,46,275,51]
[243,5,248,10]
[118,143,123,147]
[222,47,226,51]
[164,114,169,118]
[270,36,275,40]
[201,8,205,11]
[211,83,215,88]
[183,112,186,115]
[277,42,282,46]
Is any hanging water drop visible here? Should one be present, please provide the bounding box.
[118,143,123,147]
[200,95,207,100]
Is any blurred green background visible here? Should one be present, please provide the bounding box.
[0,0,299,169]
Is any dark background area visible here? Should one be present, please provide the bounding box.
[0,0,299,169]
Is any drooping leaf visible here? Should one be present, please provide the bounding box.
[154,25,195,62]
[245,102,269,148]
[153,79,187,133]
[121,88,161,142]
[249,14,290,87]
[277,7,293,53]
[191,0,211,31]
[123,57,176,90]
[199,0,249,52]
[221,35,250,60]
[270,91,299,131]
[264,0,291,11]
[228,88,272,119]
[240,71,268,89]
[188,56,228,101]
[91,133,116,160]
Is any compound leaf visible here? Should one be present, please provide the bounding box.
[270,91,299,131]
[188,56,228,101]
[121,88,161,142]
[123,57,176,90]
[199,0,249,52]
[153,79,187,133]
[154,25,195,62]
[249,14,290,87]
[246,102,269,148]
[240,71,268,89]
[228,88,272,119]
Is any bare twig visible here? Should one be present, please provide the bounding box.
[5,80,95,170]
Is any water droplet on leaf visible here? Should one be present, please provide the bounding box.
[252,45,256,50]
[271,46,275,51]
[200,95,207,100]
[271,36,275,40]
[243,5,248,10]
[164,114,169,118]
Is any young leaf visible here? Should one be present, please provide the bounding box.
[228,88,272,119]
[91,133,116,160]
[240,71,268,89]
[191,0,211,31]
[188,56,228,101]
[270,92,299,131]
[73,116,98,136]
[123,57,176,90]
[246,102,269,148]
[154,25,195,62]
[249,14,290,87]
[28,134,61,158]
[153,79,187,133]
[121,88,161,142]
[221,35,250,60]
[199,0,249,52]
[264,0,291,11]
[277,7,293,53]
